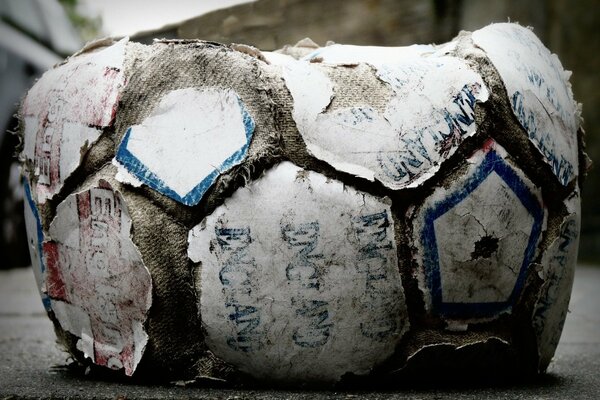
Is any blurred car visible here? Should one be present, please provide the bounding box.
[0,0,82,268]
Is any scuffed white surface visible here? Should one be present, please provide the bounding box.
[413,140,545,317]
[262,51,295,65]
[132,320,147,369]
[51,300,95,361]
[22,116,38,162]
[276,48,488,189]
[188,162,408,382]
[303,43,435,65]
[472,23,579,186]
[21,38,128,203]
[533,190,580,369]
[59,122,102,184]
[45,181,151,376]
[434,171,534,303]
[112,158,143,187]
[114,87,254,206]
[269,56,334,125]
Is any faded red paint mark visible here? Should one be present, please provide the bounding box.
[77,191,91,221]
[482,137,496,152]
[120,346,134,375]
[22,44,126,201]
[43,241,67,300]
[47,182,151,376]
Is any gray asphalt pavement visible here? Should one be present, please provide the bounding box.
[1,265,598,399]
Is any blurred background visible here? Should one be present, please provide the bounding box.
[0,0,598,268]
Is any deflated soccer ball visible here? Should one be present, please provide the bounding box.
[20,23,587,384]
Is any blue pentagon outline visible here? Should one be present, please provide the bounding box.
[23,179,52,311]
[421,149,544,318]
[115,96,256,207]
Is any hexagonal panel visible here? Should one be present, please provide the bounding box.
[187,161,409,382]
[473,23,579,186]
[414,140,545,318]
[115,88,255,206]
[270,48,489,191]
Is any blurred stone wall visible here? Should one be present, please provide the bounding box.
[135,0,599,262]
[136,0,461,48]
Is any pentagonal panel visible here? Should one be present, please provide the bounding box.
[414,140,545,318]
[115,88,255,206]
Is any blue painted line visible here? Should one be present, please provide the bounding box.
[23,179,52,311]
[303,49,322,61]
[421,149,544,318]
[115,96,255,207]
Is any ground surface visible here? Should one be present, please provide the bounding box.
[0,265,598,399]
